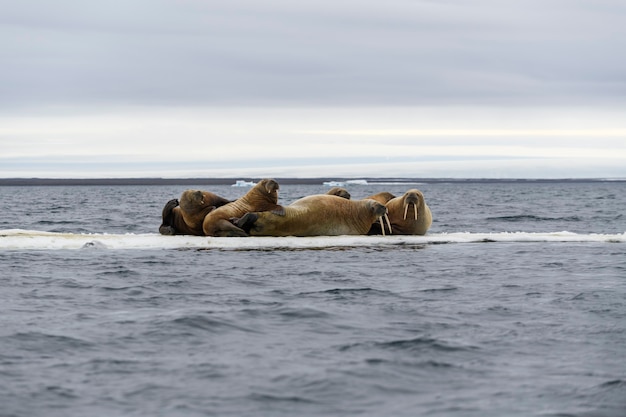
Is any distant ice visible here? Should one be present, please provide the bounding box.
[323,179,369,186]
[231,180,256,187]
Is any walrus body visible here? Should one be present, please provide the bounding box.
[159,190,231,236]
[202,178,283,237]
[374,189,432,235]
[236,194,388,237]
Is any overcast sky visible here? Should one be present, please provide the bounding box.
[1,0,625,178]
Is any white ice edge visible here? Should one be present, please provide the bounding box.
[1,229,625,250]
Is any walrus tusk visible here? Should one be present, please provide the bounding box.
[384,213,392,234]
[404,203,418,221]
[378,213,392,235]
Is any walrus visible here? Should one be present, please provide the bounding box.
[364,191,396,205]
[235,194,389,237]
[325,187,351,200]
[159,190,233,235]
[369,189,432,235]
[202,178,284,237]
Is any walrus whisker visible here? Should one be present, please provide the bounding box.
[379,217,385,236]
[403,204,408,220]
[414,204,418,221]
[384,213,392,234]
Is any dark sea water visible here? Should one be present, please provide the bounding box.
[1,181,625,417]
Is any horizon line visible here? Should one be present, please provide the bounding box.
[1,177,624,186]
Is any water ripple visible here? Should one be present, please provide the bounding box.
[156,313,259,334]
[4,331,95,353]
[487,214,582,222]
[339,336,476,354]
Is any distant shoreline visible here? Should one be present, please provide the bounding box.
[0,177,624,186]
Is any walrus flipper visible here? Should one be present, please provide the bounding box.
[235,212,259,234]
[159,198,180,235]
[212,219,249,237]
[270,206,286,216]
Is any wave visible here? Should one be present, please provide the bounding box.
[1,229,625,250]
[487,214,582,222]
[339,336,475,354]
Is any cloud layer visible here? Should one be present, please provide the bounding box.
[1,1,625,178]
[3,0,626,108]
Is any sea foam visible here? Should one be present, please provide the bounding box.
[1,229,624,250]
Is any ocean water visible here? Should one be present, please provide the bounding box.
[1,181,625,417]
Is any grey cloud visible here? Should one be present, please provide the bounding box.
[1,0,625,109]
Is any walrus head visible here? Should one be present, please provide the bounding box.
[179,190,205,212]
[257,178,280,203]
[326,187,351,200]
[366,200,392,236]
[403,190,424,221]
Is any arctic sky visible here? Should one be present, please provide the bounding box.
[1,0,625,178]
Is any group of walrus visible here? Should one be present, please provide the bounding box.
[158,178,432,237]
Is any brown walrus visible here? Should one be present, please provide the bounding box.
[202,178,283,237]
[364,191,396,205]
[325,187,351,200]
[369,189,432,235]
[235,194,388,237]
[159,190,232,236]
